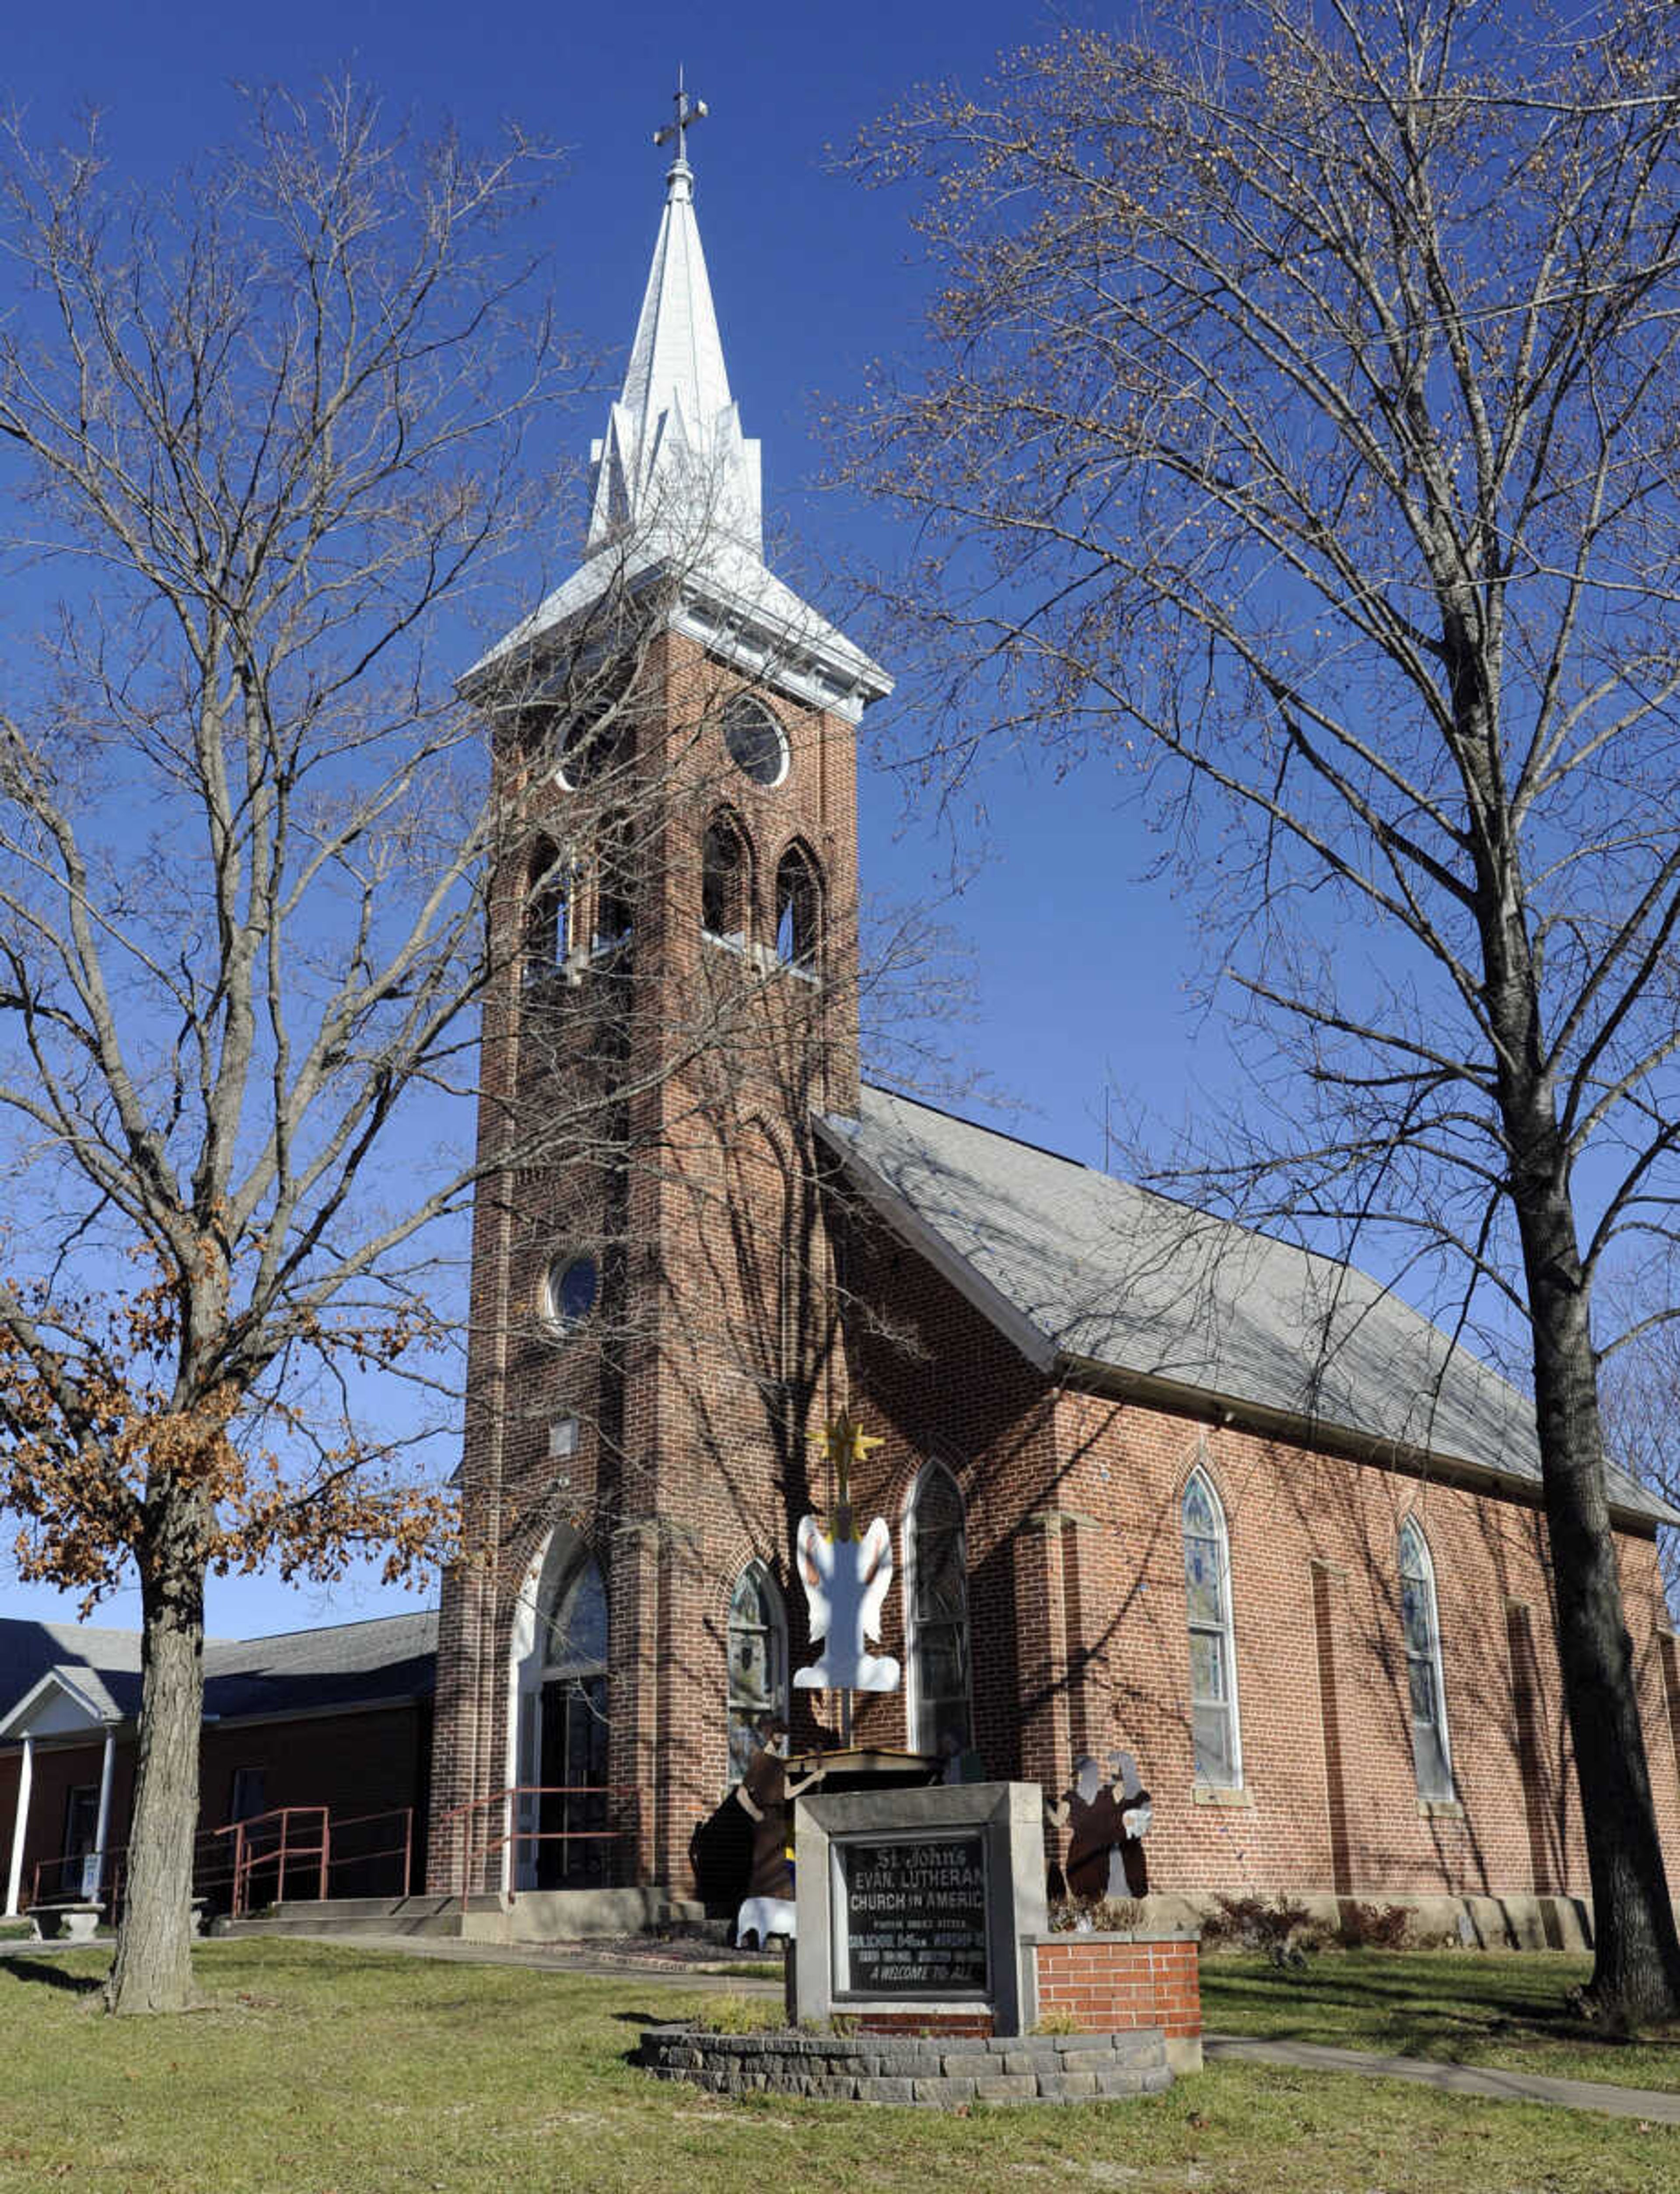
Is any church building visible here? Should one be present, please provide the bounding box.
[422,118,1680,1942]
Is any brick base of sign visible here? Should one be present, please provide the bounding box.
[1029,1931,1202,2071]
[635,2025,1174,2106]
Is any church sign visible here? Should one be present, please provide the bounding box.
[835,1833,990,1998]
[793,1781,1047,2035]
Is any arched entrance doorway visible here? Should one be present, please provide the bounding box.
[511,1533,610,1890]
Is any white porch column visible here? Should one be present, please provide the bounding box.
[5,1734,35,1916]
[85,1727,116,1900]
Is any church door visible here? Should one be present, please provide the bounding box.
[536,1672,609,1888]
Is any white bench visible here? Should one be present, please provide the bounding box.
[29,1901,104,1943]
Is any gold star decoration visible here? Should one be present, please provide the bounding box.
[811,1407,885,1534]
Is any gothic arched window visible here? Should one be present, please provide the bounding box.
[726,1562,788,1784]
[701,812,752,949]
[524,838,569,976]
[541,1548,608,1677]
[593,812,635,954]
[1182,1467,1242,1789]
[1399,1518,1453,1800]
[905,1462,973,1757]
[774,842,823,972]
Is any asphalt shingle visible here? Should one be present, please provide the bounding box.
[819,1086,1674,1529]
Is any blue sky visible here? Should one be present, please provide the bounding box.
[0,0,1230,1639]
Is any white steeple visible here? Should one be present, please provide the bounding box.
[586,138,762,557]
[469,91,890,722]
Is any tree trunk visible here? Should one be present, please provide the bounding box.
[105,1525,206,2015]
[1513,1139,1680,2022]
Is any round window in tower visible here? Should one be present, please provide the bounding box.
[543,1254,599,1334]
[721,694,789,789]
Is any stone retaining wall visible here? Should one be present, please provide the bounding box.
[635,2024,1173,2107]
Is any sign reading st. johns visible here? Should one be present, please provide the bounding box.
[837,1835,990,1996]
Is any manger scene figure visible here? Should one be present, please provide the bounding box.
[1049,1748,1154,1907]
[729,1717,823,1949]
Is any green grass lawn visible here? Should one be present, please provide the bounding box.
[1202,1948,1680,2089]
[0,1940,1673,2193]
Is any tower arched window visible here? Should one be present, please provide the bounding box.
[904,1462,973,1757]
[523,838,570,978]
[593,812,635,954]
[1399,1518,1453,1800]
[774,842,823,973]
[1182,1467,1242,1789]
[726,1562,788,1784]
[701,812,752,950]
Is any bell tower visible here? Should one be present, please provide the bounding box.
[428,97,892,1903]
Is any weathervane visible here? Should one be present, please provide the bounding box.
[653,66,708,166]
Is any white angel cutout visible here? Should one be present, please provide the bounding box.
[793,1511,901,1694]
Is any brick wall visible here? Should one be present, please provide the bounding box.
[429,627,866,1891]
[1032,1934,1202,2040]
[429,598,1680,1918]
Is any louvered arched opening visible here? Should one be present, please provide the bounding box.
[774,840,823,973]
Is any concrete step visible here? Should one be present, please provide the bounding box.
[216,1893,503,1941]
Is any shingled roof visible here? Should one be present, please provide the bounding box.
[819,1086,1676,1531]
[0,1609,438,1736]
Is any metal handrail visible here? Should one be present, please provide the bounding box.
[217,1805,330,1917]
[30,1825,231,1917]
[214,1804,416,1916]
[435,1784,634,1901]
[24,1806,414,1921]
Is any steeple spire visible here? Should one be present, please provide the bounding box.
[586,80,762,557]
[472,89,889,722]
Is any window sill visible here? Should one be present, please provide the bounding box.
[1417,1797,1464,1819]
[1192,1784,1253,1808]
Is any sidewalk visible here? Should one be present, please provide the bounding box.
[1204,2033,1680,2125]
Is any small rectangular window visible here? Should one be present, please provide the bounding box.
[229,1767,267,1823]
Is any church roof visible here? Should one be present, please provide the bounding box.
[0,1609,438,1740]
[467,144,890,722]
[0,1620,144,1735]
[201,1610,438,1721]
[819,1086,1678,1530]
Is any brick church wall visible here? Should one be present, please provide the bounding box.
[832,1202,1680,1910]
[429,575,1680,1917]
[428,628,868,1893]
[1037,1388,1680,1904]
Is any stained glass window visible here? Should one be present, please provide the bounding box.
[1399,1519,1453,1800]
[726,1563,787,1784]
[1182,1468,1241,1788]
[908,1464,973,1756]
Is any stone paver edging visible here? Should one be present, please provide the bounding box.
[637,2022,1172,2106]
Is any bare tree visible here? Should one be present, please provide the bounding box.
[0,84,582,2013]
[1599,1316,1680,1615]
[843,0,1680,2019]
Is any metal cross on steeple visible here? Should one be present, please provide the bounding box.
[652,66,708,165]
